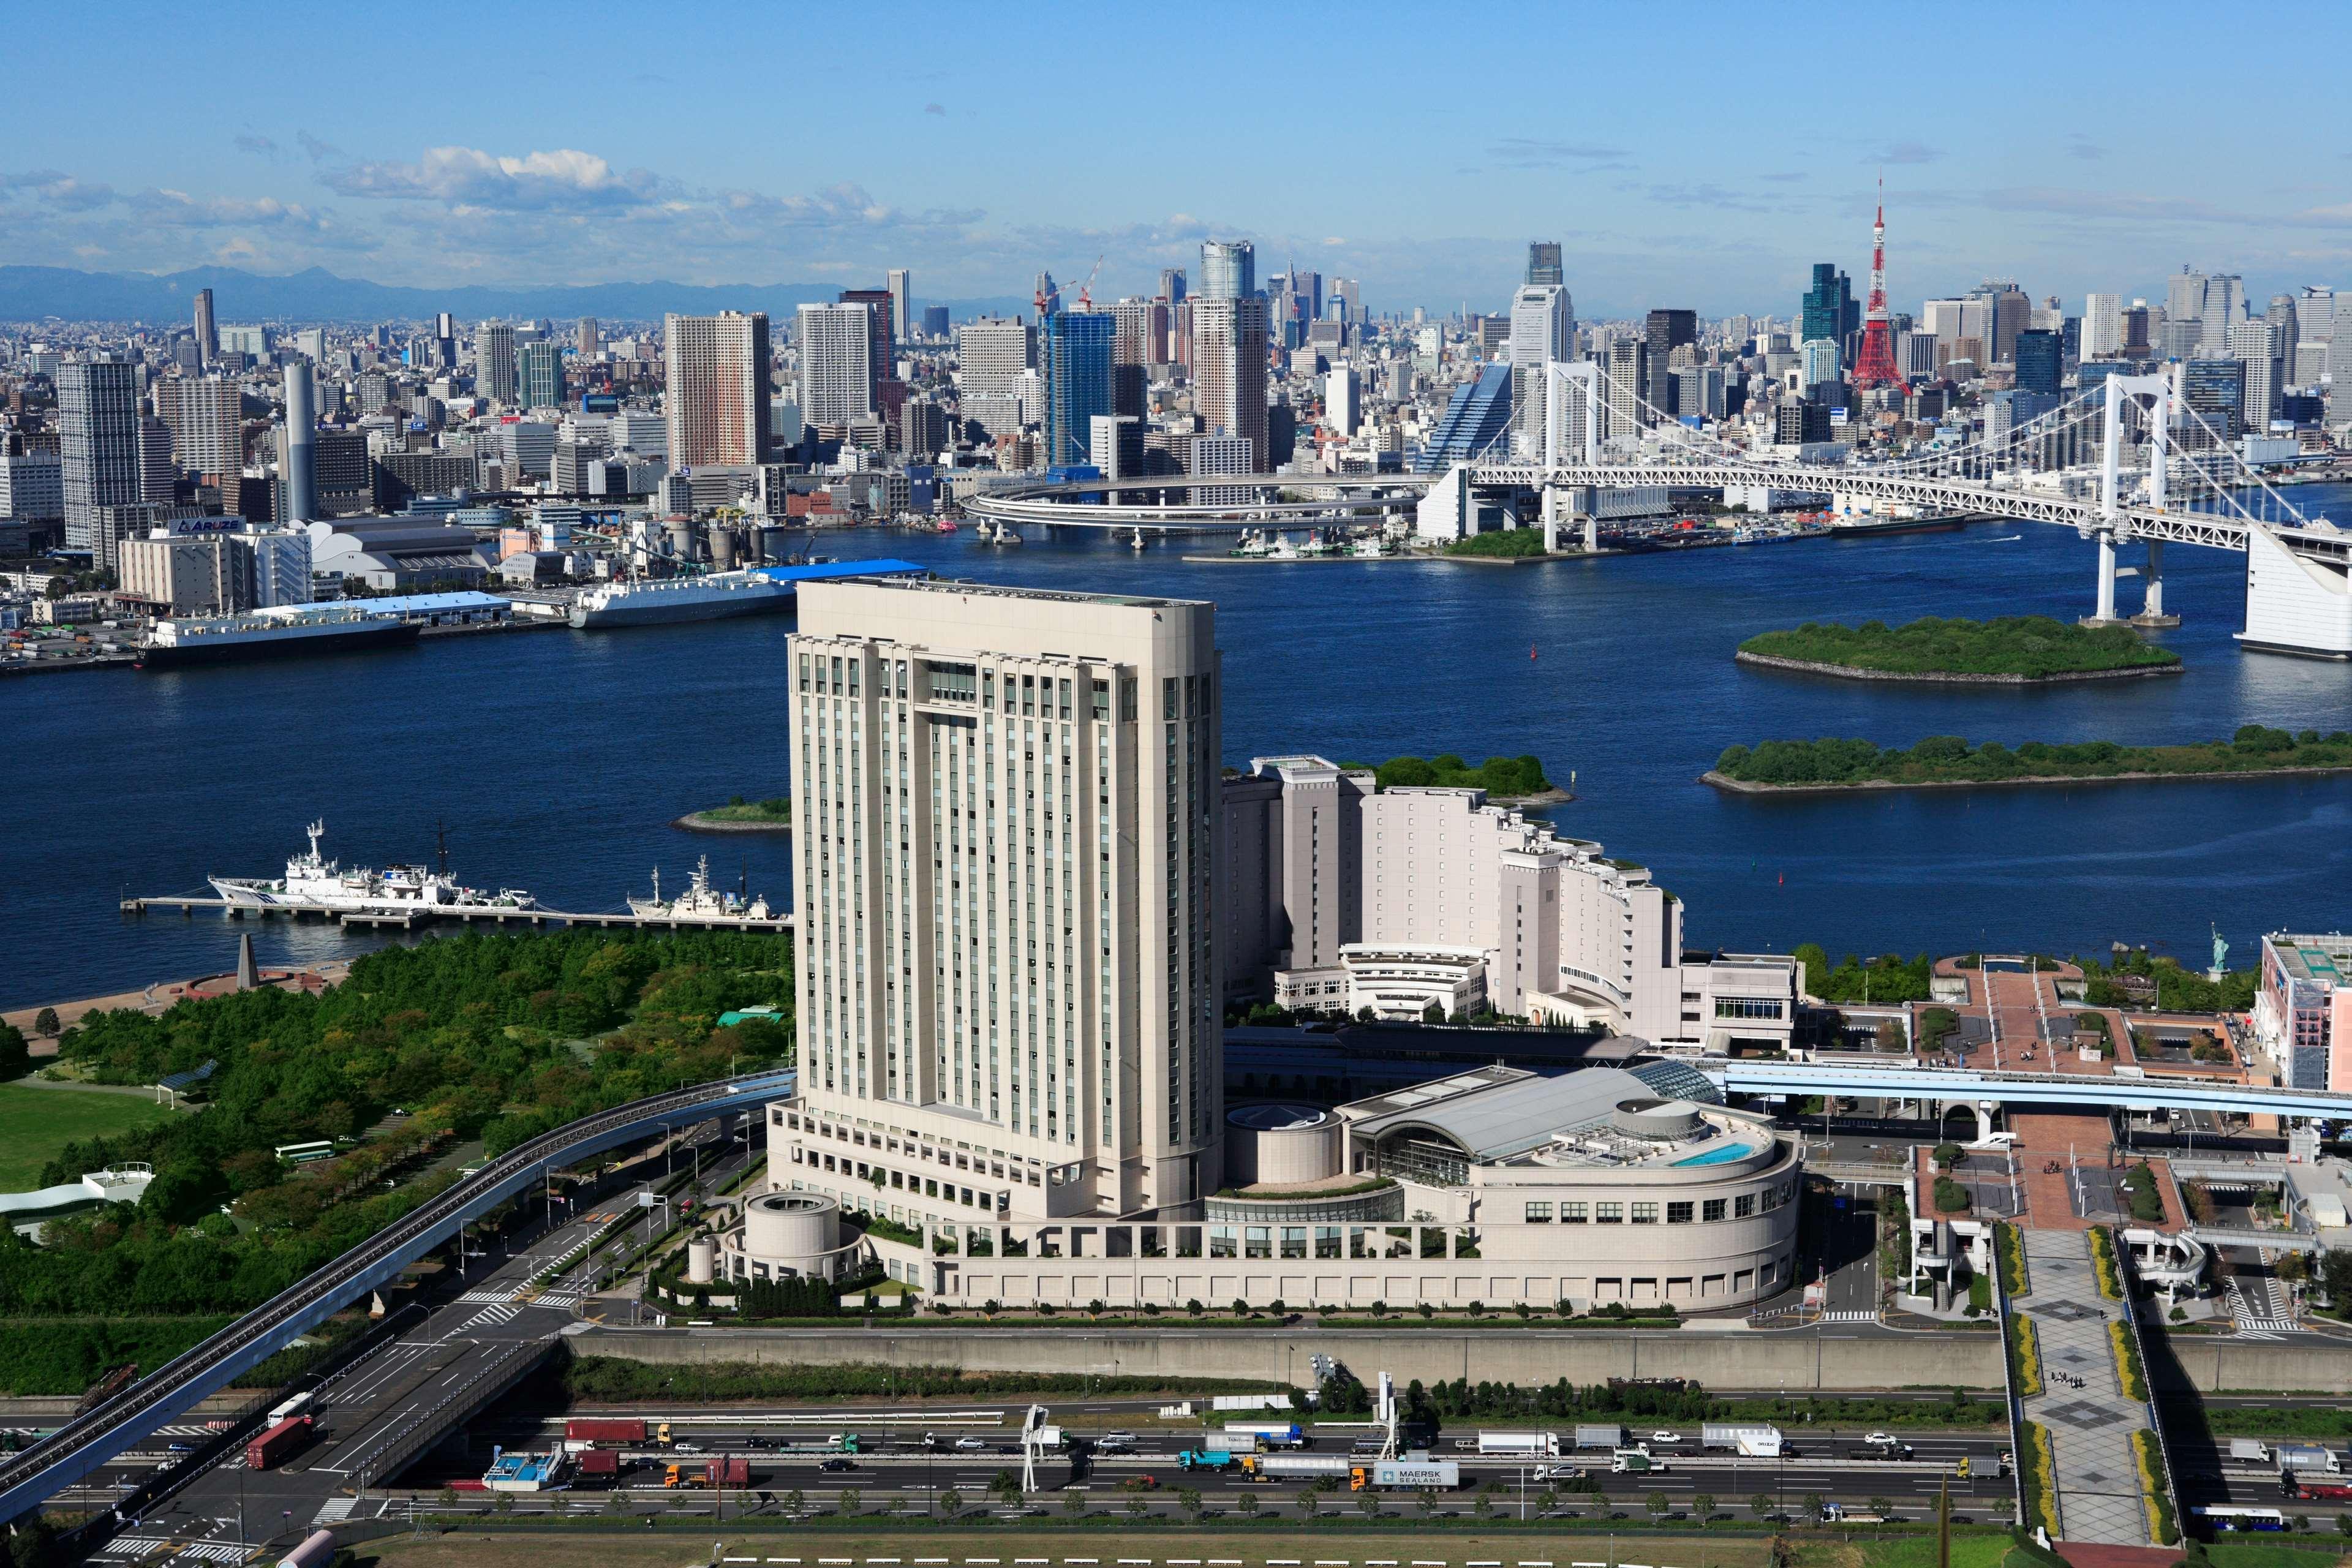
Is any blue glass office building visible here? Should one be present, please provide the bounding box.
[1412,365,1514,473]
[2013,330,2062,397]
[1043,312,1115,468]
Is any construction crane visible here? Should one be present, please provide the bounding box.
[1035,256,1107,316]
[1074,254,1105,312]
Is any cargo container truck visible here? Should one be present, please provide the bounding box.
[1701,1423,1784,1458]
[1176,1450,1242,1471]
[246,1416,314,1471]
[1574,1424,1627,1450]
[1368,1459,1460,1490]
[1240,1453,1352,1481]
[566,1419,646,1446]
[1226,1422,1305,1448]
[2278,1444,2342,1476]
[1476,1431,1559,1457]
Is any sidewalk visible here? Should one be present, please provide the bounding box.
[2019,1229,2153,1547]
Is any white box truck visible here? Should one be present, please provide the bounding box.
[1574,1423,1627,1450]
[1477,1431,1560,1457]
[1702,1423,1785,1458]
[2230,1440,2272,1465]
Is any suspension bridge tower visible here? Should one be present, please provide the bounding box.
[1852,181,1907,393]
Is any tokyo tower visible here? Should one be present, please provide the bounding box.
[1852,179,1907,392]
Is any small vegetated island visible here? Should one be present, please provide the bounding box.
[1446,527,1554,559]
[1708,725,2352,793]
[1736,614,2181,682]
[1338,752,1567,804]
[674,794,793,832]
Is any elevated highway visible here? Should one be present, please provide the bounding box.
[0,1069,796,1528]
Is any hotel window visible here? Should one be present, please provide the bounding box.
[1630,1202,1659,1224]
[1316,1226,1342,1259]
[1595,1202,1624,1224]
[1714,996,1783,1019]
[1735,1193,1756,1218]
[1703,1198,1727,1221]
[1524,1201,1554,1223]
[1209,1226,1237,1259]
[1280,1226,1308,1259]
[1667,1201,1694,1224]
[1559,1201,1587,1223]
[1244,1226,1272,1259]
[1762,1184,1785,1211]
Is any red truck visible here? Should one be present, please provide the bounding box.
[2293,1479,2352,1503]
[565,1419,646,1445]
[706,1458,750,1487]
[245,1415,314,1471]
[578,1449,621,1479]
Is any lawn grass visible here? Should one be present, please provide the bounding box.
[0,1082,177,1190]
[355,1528,1779,1568]
[1788,1537,2012,1568]
[2201,1545,2352,1568]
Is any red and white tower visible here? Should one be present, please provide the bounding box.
[1852,178,1907,392]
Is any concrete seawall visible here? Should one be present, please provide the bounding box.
[2157,1335,2352,1395]
[573,1325,2003,1392]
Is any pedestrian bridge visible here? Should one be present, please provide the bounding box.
[1692,1055,2346,1123]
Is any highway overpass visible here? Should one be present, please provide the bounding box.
[0,1068,796,1528]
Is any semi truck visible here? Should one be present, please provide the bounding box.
[1203,1431,1255,1453]
[245,1415,315,1472]
[664,1458,752,1488]
[1226,1421,1306,1448]
[2277,1444,2343,1476]
[565,1419,646,1446]
[1701,1423,1785,1459]
[1476,1431,1560,1457]
[2288,1476,2352,1504]
[1574,1424,1627,1450]
[1240,1453,1352,1481]
[1367,1459,1460,1490]
[1176,1450,1243,1471]
[576,1449,621,1479]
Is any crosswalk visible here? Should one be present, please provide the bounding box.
[458,1302,522,1330]
[100,1544,249,1566]
[456,1286,522,1304]
[533,1291,581,1310]
[168,1545,251,1563]
[312,1496,359,1528]
[1819,1309,1882,1322]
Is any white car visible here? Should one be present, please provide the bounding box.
[1532,1464,1585,1482]
[1649,1431,1684,1445]
[1863,1431,1900,1447]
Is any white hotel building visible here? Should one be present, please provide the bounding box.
[733,582,1803,1313]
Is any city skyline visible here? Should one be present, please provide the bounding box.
[6,0,2352,318]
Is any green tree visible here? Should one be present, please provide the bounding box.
[1868,1496,1898,1519]
[1298,1486,1321,1516]
[0,1025,28,1083]
[1751,1493,1775,1521]
[785,1488,804,1514]
[32,1008,60,1037]
[1646,1490,1672,1522]
[837,1488,862,1516]
[1536,1487,1561,1515]
[939,1487,962,1517]
[1792,944,1830,997]
[1694,1491,1716,1524]
[1179,1487,1203,1521]
[1063,1487,1085,1517]
[1803,1491,1825,1522]
[1239,1490,1260,1517]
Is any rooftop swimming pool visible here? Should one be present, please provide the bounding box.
[1672,1139,1758,1166]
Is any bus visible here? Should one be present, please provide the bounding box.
[2197,1506,2286,1533]
[274,1141,336,1165]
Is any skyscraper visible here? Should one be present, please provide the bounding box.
[1509,284,1574,454]
[1189,293,1270,469]
[518,341,564,411]
[135,402,176,503]
[1042,311,1115,467]
[1643,309,1696,413]
[577,317,600,357]
[1525,241,1564,288]
[477,322,518,404]
[282,360,318,525]
[1200,240,1255,301]
[1604,339,1651,439]
[2014,329,2062,397]
[784,577,1224,1216]
[1109,297,1156,417]
[59,357,141,551]
[1801,265,1854,350]
[665,311,772,466]
[154,376,244,479]
[886,269,913,345]
[2229,320,2282,431]
[838,288,895,406]
[436,311,458,369]
[2081,293,2123,360]
[796,303,876,428]
[192,288,217,369]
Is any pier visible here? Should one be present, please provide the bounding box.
[118,895,793,933]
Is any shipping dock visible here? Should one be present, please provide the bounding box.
[119,894,793,933]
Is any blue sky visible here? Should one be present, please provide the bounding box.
[4,0,2349,318]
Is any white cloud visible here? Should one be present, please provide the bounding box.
[325,146,664,211]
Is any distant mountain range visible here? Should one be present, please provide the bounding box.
[0,265,1031,326]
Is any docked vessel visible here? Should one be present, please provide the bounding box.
[139,605,420,669]
[1821,511,1969,538]
[568,569,794,630]
[210,821,537,913]
[628,856,772,922]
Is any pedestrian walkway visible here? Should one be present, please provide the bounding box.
[2019,1229,2154,1547]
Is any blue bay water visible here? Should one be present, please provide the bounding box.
[7,488,2352,1010]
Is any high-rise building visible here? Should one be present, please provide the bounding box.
[476,322,518,404]
[899,398,948,460]
[838,288,895,402]
[2082,293,2124,360]
[2230,320,2282,430]
[192,288,217,369]
[2202,274,2245,353]
[1189,294,1270,469]
[1200,240,1255,301]
[1327,362,1362,437]
[1329,278,1360,325]
[2268,295,2301,388]
[1604,339,1650,438]
[1109,297,1157,418]
[665,311,773,466]
[796,303,876,429]
[518,341,564,410]
[1158,268,1187,306]
[783,577,1224,1216]
[1042,311,1115,467]
[58,357,141,552]
[2180,358,2246,440]
[154,376,244,479]
[577,317,600,357]
[1983,284,2030,364]
[1800,338,1843,391]
[282,361,318,524]
[1800,265,1855,351]
[1525,241,1564,288]
[1412,365,1513,473]
[1509,284,1574,454]
[2014,329,2063,397]
[886,270,913,344]
[1643,309,1696,413]
[135,403,176,503]
[921,305,950,340]
[435,311,458,370]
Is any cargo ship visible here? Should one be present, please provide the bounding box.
[568,569,794,629]
[138,605,420,668]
